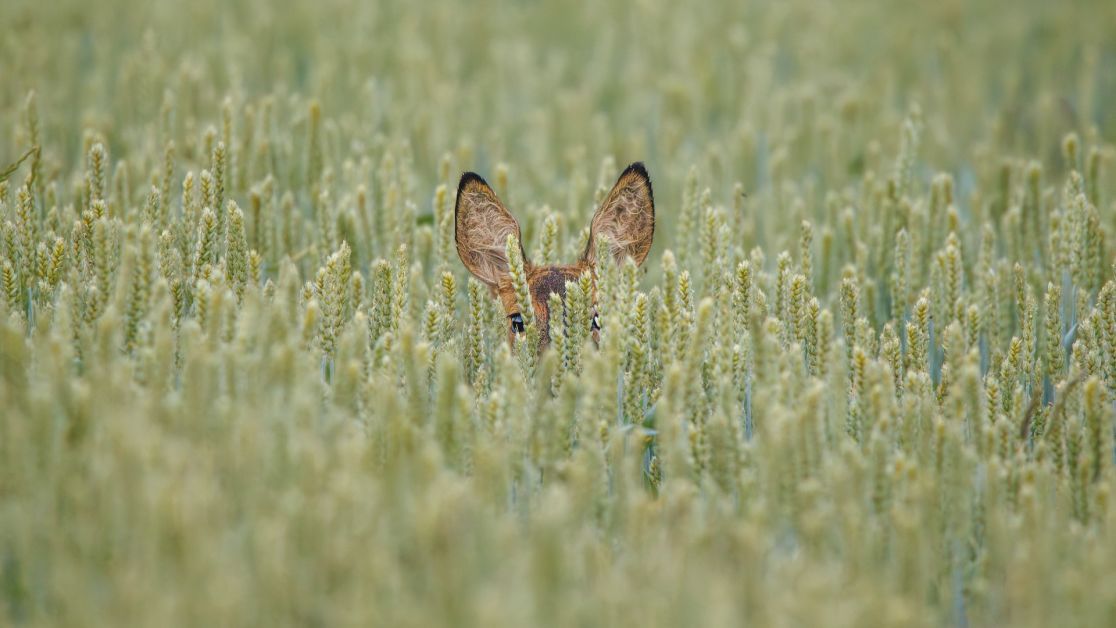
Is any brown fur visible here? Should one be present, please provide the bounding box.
[454,173,525,288]
[455,163,654,349]
[584,165,656,266]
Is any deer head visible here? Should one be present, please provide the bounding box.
[455,162,655,348]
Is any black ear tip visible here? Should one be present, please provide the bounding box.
[622,162,649,180]
[457,171,489,194]
[620,162,653,206]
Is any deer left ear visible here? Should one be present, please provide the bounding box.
[455,172,525,289]
[583,162,655,267]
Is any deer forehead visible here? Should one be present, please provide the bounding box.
[494,265,588,315]
[528,266,582,306]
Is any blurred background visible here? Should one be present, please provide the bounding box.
[3,0,1113,234]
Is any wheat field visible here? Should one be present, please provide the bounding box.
[2,0,1116,626]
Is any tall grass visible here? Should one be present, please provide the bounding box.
[2,0,1116,625]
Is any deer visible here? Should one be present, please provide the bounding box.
[455,162,655,349]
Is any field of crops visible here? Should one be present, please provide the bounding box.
[2,0,1116,625]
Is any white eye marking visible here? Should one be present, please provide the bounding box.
[591,314,601,331]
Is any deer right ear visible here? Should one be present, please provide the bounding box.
[582,162,655,267]
[455,172,524,289]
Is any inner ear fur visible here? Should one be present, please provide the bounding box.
[583,162,654,267]
[455,172,526,289]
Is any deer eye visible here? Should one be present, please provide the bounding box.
[509,313,525,334]
[591,314,601,331]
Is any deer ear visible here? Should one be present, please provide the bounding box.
[455,172,525,288]
[583,162,655,267]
